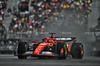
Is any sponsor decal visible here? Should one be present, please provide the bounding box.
[42,51,52,54]
[40,43,47,45]
[56,38,72,40]
[25,51,33,54]
[38,46,43,47]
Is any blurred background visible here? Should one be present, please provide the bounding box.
[0,0,100,57]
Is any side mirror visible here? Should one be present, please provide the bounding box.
[32,41,37,43]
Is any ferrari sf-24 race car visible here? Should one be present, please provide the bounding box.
[14,33,84,59]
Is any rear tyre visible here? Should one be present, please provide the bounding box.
[17,42,29,59]
[71,43,83,59]
[57,42,68,59]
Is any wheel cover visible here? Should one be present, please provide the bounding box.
[60,48,64,55]
[81,46,83,55]
[65,47,67,55]
[60,47,67,56]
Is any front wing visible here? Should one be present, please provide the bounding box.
[15,51,59,57]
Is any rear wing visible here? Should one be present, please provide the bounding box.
[55,37,76,42]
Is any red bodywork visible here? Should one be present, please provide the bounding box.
[32,37,71,56]
[21,34,75,57]
[33,38,58,55]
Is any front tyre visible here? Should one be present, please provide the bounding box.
[17,42,29,59]
[57,42,68,59]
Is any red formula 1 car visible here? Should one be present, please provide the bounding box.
[14,33,84,59]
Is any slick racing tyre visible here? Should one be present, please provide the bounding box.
[18,42,29,59]
[71,43,84,59]
[57,42,68,59]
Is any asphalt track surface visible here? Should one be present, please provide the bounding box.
[0,55,100,66]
